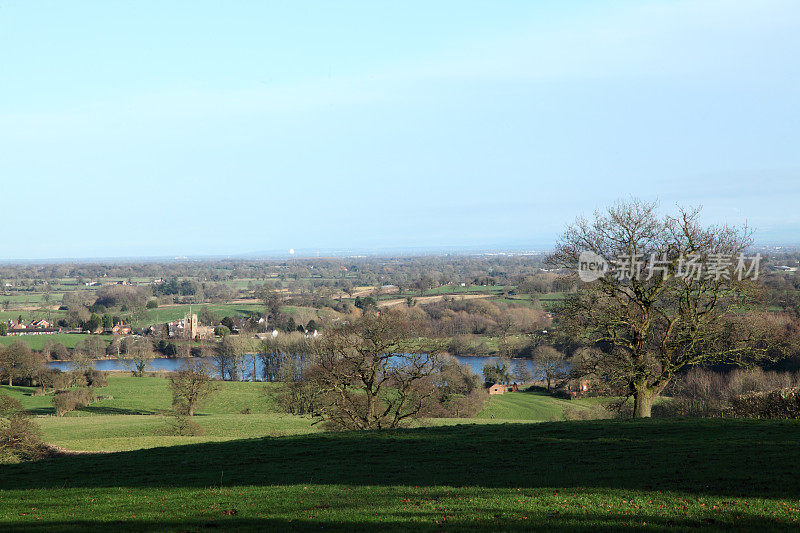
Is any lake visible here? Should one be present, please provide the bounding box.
[47,354,537,380]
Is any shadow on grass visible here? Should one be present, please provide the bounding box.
[24,406,159,416]
[0,513,796,532]
[519,385,555,394]
[25,405,161,416]
[79,405,157,415]
[2,419,799,499]
[24,407,56,416]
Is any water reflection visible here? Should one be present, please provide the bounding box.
[48,354,537,380]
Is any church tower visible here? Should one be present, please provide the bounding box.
[186,307,198,340]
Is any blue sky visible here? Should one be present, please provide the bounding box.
[1,1,798,259]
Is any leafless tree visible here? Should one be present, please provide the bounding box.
[549,198,790,417]
[0,394,47,460]
[256,285,283,325]
[532,346,568,391]
[214,335,249,381]
[0,341,44,387]
[168,360,217,416]
[429,355,486,417]
[258,334,313,382]
[299,312,444,430]
[512,358,533,383]
[70,350,96,374]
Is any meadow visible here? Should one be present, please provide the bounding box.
[2,372,799,530]
[2,375,603,452]
[0,309,65,324]
[474,387,602,420]
[1,270,796,530]
[131,303,266,328]
[0,333,113,351]
[1,418,799,531]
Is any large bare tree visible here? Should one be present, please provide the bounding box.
[549,199,787,417]
[168,360,217,416]
[258,334,313,382]
[532,346,568,391]
[0,341,43,387]
[300,312,443,430]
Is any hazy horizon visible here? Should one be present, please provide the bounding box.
[3,1,799,260]
[2,240,799,265]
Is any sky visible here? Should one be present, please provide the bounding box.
[1,0,799,260]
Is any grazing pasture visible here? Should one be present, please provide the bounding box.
[0,333,113,351]
[1,420,799,530]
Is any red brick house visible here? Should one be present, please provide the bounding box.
[487,383,506,395]
[111,324,132,335]
[566,379,592,398]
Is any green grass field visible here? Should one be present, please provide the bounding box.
[475,389,602,420]
[422,284,508,295]
[377,284,509,301]
[1,419,799,530]
[3,376,604,452]
[2,376,797,530]
[38,414,319,452]
[0,309,65,323]
[3,376,318,452]
[0,292,64,305]
[0,333,113,350]
[217,278,264,289]
[3,376,283,417]
[130,303,265,328]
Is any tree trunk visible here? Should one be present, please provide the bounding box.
[188,404,194,417]
[633,382,667,418]
[8,376,12,387]
[633,389,654,417]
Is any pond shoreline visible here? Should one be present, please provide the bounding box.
[48,351,531,363]
[47,354,538,378]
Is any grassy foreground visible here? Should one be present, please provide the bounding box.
[2,419,800,531]
[2,376,606,451]
[2,377,319,451]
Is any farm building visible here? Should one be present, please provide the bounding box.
[108,323,132,335]
[566,379,592,398]
[6,319,61,336]
[8,326,61,336]
[487,383,506,395]
[485,382,522,395]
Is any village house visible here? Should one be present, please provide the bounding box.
[487,383,506,395]
[7,319,61,336]
[566,378,592,398]
[485,382,520,395]
[108,323,132,335]
[167,318,185,338]
[255,329,281,340]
